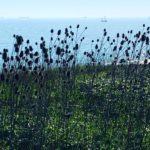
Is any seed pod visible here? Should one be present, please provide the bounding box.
[35,58,39,64]
[75,44,79,50]
[2,52,7,60]
[95,44,98,49]
[26,40,30,44]
[34,51,39,56]
[144,59,148,64]
[16,56,20,62]
[41,37,44,41]
[50,29,54,33]
[141,34,146,42]
[104,32,107,36]
[146,37,149,45]
[57,30,61,35]
[16,35,23,45]
[117,33,119,38]
[56,47,61,55]
[19,51,23,57]
[113,46,117,51]
[50,58,53,64]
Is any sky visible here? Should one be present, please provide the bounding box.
[0,0,150,18]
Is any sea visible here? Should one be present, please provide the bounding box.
[0,18,150,62]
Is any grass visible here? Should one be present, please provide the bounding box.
[0,24,150,149]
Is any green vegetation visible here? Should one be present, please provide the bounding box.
[0,25,150,149]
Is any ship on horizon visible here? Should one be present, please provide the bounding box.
[101,17,108,22]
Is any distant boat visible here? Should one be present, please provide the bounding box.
[101,17,108,22]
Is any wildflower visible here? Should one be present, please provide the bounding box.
[57,30,61,35]
[30,53,33,59]
[130,30,133,34]
[119,46,122,51]
[19,51,23,57]
[26,40,30,44]
[34,51,39,56]
[66,45,69,49]
[125,50,129,57]
[144,59,148,64]
[120,40,124,45]
[75,44,79,50]
[50,29,54,33]
[68,55,74,61]
[107,36,110,41]
[56,47,61,55]
[84,52,87,55]
[3,63,6,68]
[16,56,20,62]
[15,45,19,53]
[70,31,74,36]
[29,46,33,51]
[35,58,39,64]
[2,51,7,61]
[122,33,125,38]
[25,48,29,55]
[65,28,68,33]
[95,44,98,49]
[146,37,149,45]
[117,33,119,38]
[77,24,80,28]
[28,61,32,66]
[41,37,44,41]
[113,46,117,51]
[119,59,125,63]
[104,32,107,36]
[50,58,53,64]
[141,34,146,42]
[16,35,23,45]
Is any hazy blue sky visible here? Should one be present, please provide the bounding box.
[0,0,150,18]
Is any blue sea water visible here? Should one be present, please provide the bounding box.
[0,18,150,57]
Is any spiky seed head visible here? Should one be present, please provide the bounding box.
[50,29,54,33]
[26,40,30,44]
[57,30,61,35]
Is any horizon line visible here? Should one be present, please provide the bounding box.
[0,16,150,20]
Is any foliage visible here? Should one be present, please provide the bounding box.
[0,24,150,149]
